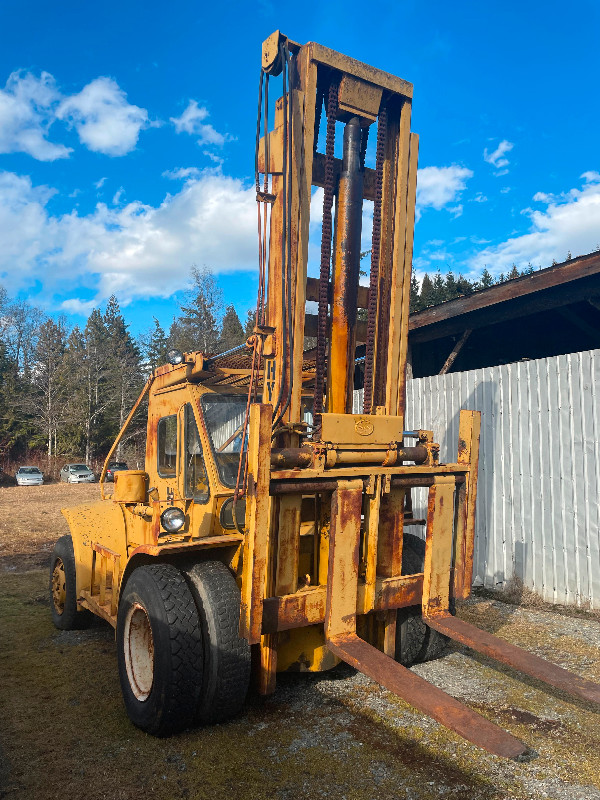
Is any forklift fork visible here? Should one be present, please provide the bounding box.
[324,479,600,759]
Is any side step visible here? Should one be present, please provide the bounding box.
[425,614,600,705]
[328,632,529,759]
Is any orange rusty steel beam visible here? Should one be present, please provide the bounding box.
[426,615,600,706]
[327,633,529,759]
[306,276,369,308]
[261,572,431,634]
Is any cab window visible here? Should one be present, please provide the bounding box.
[157,414,177,477]
[184,404,209,502]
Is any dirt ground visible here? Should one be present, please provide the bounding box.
[1,485,600,800]
[0,483,99,571]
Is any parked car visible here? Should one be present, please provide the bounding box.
[60,464,96,484]
[16,466,44,486]
[105,461,128,481]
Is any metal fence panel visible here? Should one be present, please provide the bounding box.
[400,350,600,609]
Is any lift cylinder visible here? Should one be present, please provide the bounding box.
[328,116,364,414]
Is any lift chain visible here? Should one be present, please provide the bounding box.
[313,81,338,415]
[362,105,387,414]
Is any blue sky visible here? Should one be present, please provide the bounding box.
[1,0,599,335]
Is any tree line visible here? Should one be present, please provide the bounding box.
[0,267,252,475]
[0,260,548,475]
[409,263,537,313]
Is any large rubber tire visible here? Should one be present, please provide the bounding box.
[184,561,251,725]
[394,533,450,666]
[49,535,93,630]
[117,564,203,736]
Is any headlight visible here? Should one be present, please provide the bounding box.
[167,349,184,366]
[220,496,246,530]
[160,506,186,533]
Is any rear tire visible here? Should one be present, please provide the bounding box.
[183,561,251,724]
[49,535,93,630]
[117,564,203,736]
[395,533,450,666]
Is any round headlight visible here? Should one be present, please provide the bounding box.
[167,349,184,366]
[220,496,246,530]
[160,506,186,533]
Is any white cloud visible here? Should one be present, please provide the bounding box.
[483,139,514,173]
[57,77,150,156]
[170,100,227,146]
[61,298,97,315]
[0,71,70,160]
[415,165,473,220]
[0,169,257,304]
[470,172,600,274]
[94,176,107,189]
[162,166,201,180]
[582,171,600,184]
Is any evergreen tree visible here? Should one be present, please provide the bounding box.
[104,296,144,458]
[432,270,446,304]
[445,271,459,301]
[140,318,168,372]
[480,268,494,288]
[80,308,113,463]
[0,341,32,460]
[244,308,257,338]
[456,275,473,296]
[217,305,245,352]
[409,274,420,312]
[508,264,520,280]
[178,266,222,354]
[419,274,436,308]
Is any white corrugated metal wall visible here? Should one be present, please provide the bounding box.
[400,349,600,609]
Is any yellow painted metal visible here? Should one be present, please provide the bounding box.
[324,480,363,640]
[239,403,272,644]
[422,476,457,618]
[276,624,339,672]
[337,75,382,122]
[319,413,405,445]
[112,471,147,504]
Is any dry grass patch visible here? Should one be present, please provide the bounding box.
[0,483,99,571]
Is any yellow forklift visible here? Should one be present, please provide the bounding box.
[50,31,600,756]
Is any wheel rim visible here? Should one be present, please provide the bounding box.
[124,603,154,701]
[51,558,67,615]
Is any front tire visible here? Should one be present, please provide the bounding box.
[49,535,93,630]
[184,561,251,724]
[395,533,450,666]
[117,564,203,736]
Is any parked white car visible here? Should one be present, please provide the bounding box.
[60,464,95,483]
[16,466,44,486]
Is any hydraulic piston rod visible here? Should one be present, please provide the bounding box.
[328,116,364,413]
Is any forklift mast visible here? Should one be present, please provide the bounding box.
[236,31,600,759]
